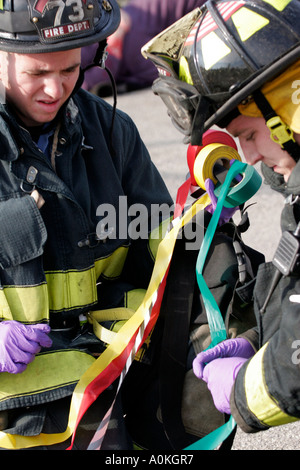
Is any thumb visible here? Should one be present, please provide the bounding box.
[205,178,218,209]
[193,348,217,379]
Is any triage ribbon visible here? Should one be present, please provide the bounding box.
[0,193,211,449]
[184,159,261,450]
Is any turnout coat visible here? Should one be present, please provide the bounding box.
[0,88,172,428]
[231,160,300,432]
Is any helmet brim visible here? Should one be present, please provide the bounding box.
[0,0,120,54]
[203,44,300,133]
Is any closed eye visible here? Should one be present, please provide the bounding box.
[245,132,255,142]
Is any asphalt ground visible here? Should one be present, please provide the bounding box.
[105,87,300,450]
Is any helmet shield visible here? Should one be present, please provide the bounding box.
[0,0,120,53]
[152,77,200,136]
[143,0,300,144]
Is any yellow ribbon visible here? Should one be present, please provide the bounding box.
[0,194,211,449]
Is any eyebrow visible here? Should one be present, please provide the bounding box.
[27,62,81,73]
[228,127,248,138]
[64,62,81,72]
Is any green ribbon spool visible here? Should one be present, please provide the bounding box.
[184,160,261,450]
[214,164,262,208]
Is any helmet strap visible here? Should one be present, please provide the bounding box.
[82,40,117,157]
[253,89,300,162]
[190,96,211,146]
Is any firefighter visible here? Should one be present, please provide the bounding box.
[0,0,172,449]
[142,0,300,434]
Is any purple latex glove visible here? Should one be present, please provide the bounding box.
[0,321,52,374]
[193,337,254,380]
[202,356,248,414]
[205,159,243,225]
[205,178,238,225]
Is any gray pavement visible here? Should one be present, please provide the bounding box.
[106,87,300,450]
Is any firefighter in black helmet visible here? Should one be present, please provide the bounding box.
[0,0,172,449]
[144,0,300,435]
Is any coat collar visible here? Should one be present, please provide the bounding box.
[261,160,300,197]
[0,96,81,162]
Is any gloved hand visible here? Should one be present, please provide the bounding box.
[202,356,248,414]
[0,321,52,374]
[205,178,238,225]
[193,337,255,380]
[205,159,243,225]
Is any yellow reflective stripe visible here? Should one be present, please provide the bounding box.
[244,343,299,426]
[0,284,49,323]
[95,246,128,280]
[201,32,231,70]
[47,247,129,312]
[0,350,95,404]
[149,218,171,260]
[46,267,97,312]
[0,192,211,449]
[179,56,194,85]
[232,8,269,42]
[125,288,146,311]
[0,350,95,450]
[262,0,292,11]
[0,248,129,320]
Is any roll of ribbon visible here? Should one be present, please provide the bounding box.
[193,143,262,208]
[187,130,238,186]
[193,143,241,189]
[214,164,262,208]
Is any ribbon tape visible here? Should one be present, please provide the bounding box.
[0,152,261,449]
[184,159,256,450]
[193,143,242,189]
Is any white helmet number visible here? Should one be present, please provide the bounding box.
[48,0,85,26]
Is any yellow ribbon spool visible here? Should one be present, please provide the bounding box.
[193,143,242,189]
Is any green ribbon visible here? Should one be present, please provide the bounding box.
[184,160,260,450]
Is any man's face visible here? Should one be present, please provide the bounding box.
[226,115,297,182]
[0,49,81,127]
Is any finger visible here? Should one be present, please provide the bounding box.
[31,190,45,209]
[0,354,30,374]
[32,324,53,348]
[12,363,28,374]
[193,349,218,379]
[13,350,36,365]
[23,324,52,348]
[11,332,42,356]
[193,356,205,379]
[204,179,218,208]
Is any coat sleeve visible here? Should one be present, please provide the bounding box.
[0,196,47,270]
[230,272,300,433]
[111,107,174,288]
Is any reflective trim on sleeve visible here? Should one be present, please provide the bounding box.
[0,247,129,320]
[244,342,299,427]
[148,218,172,260]
[0,350,95,406]
[95,245,128,279]
[46,247,129,312]
[46,267,97,312]
[0,283,49,323]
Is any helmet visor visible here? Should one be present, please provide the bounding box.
[152,76,200,136]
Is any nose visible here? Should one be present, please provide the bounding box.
[43,74,63,100]
[239,140,262,166]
